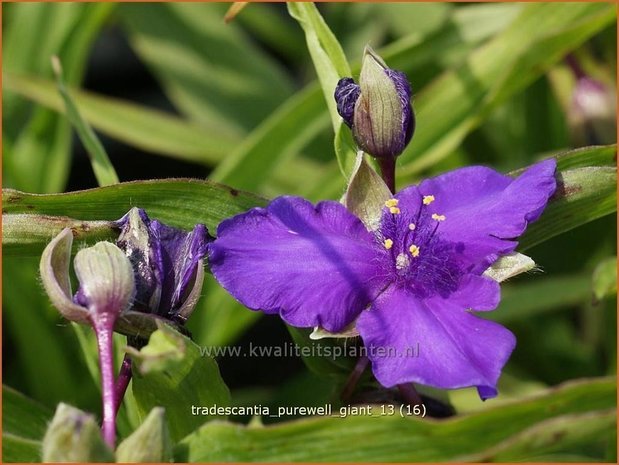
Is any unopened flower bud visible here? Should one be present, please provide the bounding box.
[42,403,114,462]
[335,46,415,159]
[116,407,172,462]
[115,207,210,324]
[39,228,135,327]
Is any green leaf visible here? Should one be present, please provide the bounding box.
[118,3,293,132]
[287,2,356,177]
[3,72,237,165]
[396,2,615,181]
[2,213,115,258]
[175,377,615,462]
[52,56,118,186]
[592,256,617,302]
[468,410,616,462]
[519,165,617,250]
[2,258,93,406]
[287,2,351,129]
[2,385,53,462]
[129,324,231,442]
[2,180,266,256]
[209,85,330,191]
[488,274,592,324]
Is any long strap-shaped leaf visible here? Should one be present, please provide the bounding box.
[3,147,616,257]
[3,179,266,256]
[174,377,615,462]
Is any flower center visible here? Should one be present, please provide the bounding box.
[378,195,461,298]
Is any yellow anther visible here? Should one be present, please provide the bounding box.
[389,206,401,215]
[431,213,446,222]
[384,239,394,250]
[409,244,420,257]
[384,199,399,208]
[423,195,435,205]
[408,223,416,231]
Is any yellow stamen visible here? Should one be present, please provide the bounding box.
[389,206,401,215]
[384,239,394,250]
[423,195,435,205]
[431,213,446,222]
[384,199,399,208]
[409,244,420,257]
[408,223,416,231]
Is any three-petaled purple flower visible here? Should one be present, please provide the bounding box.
[209,159,557,399]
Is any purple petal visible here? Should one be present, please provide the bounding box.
[116,208,210,317]
[334,77,361,128]
[410,159,557,271]
[385,69,415,149]
[116,209,163,314]
[209,196,390,332]
[447,274,500,311]
[356,285,515,399]
[149,221,209,316]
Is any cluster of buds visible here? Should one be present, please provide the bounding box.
[40,208,210,446]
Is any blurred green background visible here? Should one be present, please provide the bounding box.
[2,2,617,462]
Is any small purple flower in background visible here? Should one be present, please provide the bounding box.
[335,46,415,160]
[209,159,557,399]
[565,54,616,146]
[40,208,210,446]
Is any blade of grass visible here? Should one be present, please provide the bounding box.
[287,2,355,176]
[2,179,266,256]
[51,56,119,186]
[3,3,115,193]
[175,377,615,462]
[4,72,238,165]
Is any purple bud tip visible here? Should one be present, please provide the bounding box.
[385,69,415,150]
[335,77,361,128]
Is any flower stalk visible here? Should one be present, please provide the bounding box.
[92,315,118,446]
[40,208,211,446]
[378,158,396,194]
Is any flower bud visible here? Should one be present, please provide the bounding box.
[42,403,114,462]
[115,207,211,324]
[39,228,136,327]
[335,46,415,159]
[116,407,172,462]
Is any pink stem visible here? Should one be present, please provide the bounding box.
[114,355,133,415]
[397,383,423,406]
[92,315,117,448]
[341,355,370,402]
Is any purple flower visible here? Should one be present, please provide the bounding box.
[115,208,211,324]
[569,77,616,145]
[209,160,557,399]
[334,46,414,159]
